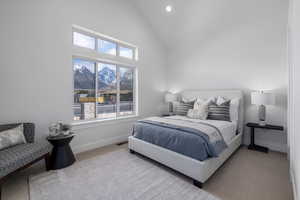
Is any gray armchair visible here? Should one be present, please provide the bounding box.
[0,123,52,200]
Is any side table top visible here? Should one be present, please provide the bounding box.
[246,123,284,131]
[47,133,75,140]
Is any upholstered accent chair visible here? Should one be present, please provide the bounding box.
[0,123,52,200]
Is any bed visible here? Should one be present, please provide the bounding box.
[128,90,244,188]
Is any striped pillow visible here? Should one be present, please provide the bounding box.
[174,101,194,116]
[207,101,231,121]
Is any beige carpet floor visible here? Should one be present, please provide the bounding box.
[1,145,294,200]
[29,149,220,200]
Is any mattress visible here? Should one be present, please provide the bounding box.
[133,115,237,161]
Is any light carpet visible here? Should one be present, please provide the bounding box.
[29,149,220,200]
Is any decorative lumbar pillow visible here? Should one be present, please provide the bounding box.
[0,124,26,150]
[174,101,194,116]
[187,104,208,120]
[207,100,231,121]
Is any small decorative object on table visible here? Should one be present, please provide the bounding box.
[47,121,75,170]
[48,121,72,137]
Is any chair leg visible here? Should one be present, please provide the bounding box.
[45,153,51,171]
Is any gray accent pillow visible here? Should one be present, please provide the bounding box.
[174,101,194,116]
[0,124,27,150]
[207,101,231,121]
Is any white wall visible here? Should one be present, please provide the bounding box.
[166,0,289,152]
[0,0,167,153]
[0,0,289,154]
[288,0,300,198]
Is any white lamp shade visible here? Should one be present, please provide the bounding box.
[165,92,177,103]
[251,92,275,105]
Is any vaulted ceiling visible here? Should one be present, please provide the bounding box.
[132,0,279,50]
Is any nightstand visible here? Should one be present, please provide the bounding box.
[161,114,173,117]
[246,123,284,153]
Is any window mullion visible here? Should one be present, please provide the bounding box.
[133,68,137,116]
[116,43,120,57]
[116,66,120,118]
[95,62,98,119]
[94,36,98,50]
[94,37,98,119]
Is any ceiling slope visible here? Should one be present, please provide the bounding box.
[132,0,284,50]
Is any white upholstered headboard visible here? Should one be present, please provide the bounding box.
[180,90,244,135]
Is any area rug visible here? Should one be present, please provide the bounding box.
[29,149,220,200]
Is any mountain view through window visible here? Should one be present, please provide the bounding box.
[73,59,135,121]
[72,27,137,121]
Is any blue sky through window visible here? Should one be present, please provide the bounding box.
[119,46,133,59]
[73,32,95,49]
[98,39,116,55]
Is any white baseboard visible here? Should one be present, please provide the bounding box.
[290,168,298,200]
[72,134,129,154]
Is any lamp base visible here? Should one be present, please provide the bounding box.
[259,121,266,126]
[168,102,173,113]
[258,105,266,126]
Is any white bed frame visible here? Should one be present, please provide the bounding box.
[128,90,244,187]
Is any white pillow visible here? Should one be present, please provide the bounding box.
[0,124,26,150]
[187,106,208,120]
[216,96,227,106]
[182,96,197,103]
[193,97,216,110]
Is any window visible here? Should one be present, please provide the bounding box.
[73,59,96,120]
[73,32,95,49]
[72,29,136,60]
[97,63,117,119]
[98,39,117,56]
[119,67,134,116]
[119,46,134,59]
[72,25,137,122]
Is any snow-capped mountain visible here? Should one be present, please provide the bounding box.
[98,67,116,88]
[74,65,132,90]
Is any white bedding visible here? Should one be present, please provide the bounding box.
[165,115,237,145]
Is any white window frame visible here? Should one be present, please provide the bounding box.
[72,25,139,125]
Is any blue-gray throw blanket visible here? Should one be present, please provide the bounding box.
[133,117,228,161]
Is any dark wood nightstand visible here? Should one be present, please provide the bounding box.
[246,123,284,153]
[161,114,172,117]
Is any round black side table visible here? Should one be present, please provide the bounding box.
[47,134,76,170]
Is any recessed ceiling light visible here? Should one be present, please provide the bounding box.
[165,5,173,13]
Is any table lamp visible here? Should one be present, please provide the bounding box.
[165,92,177,114]
[251,91,275,126]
